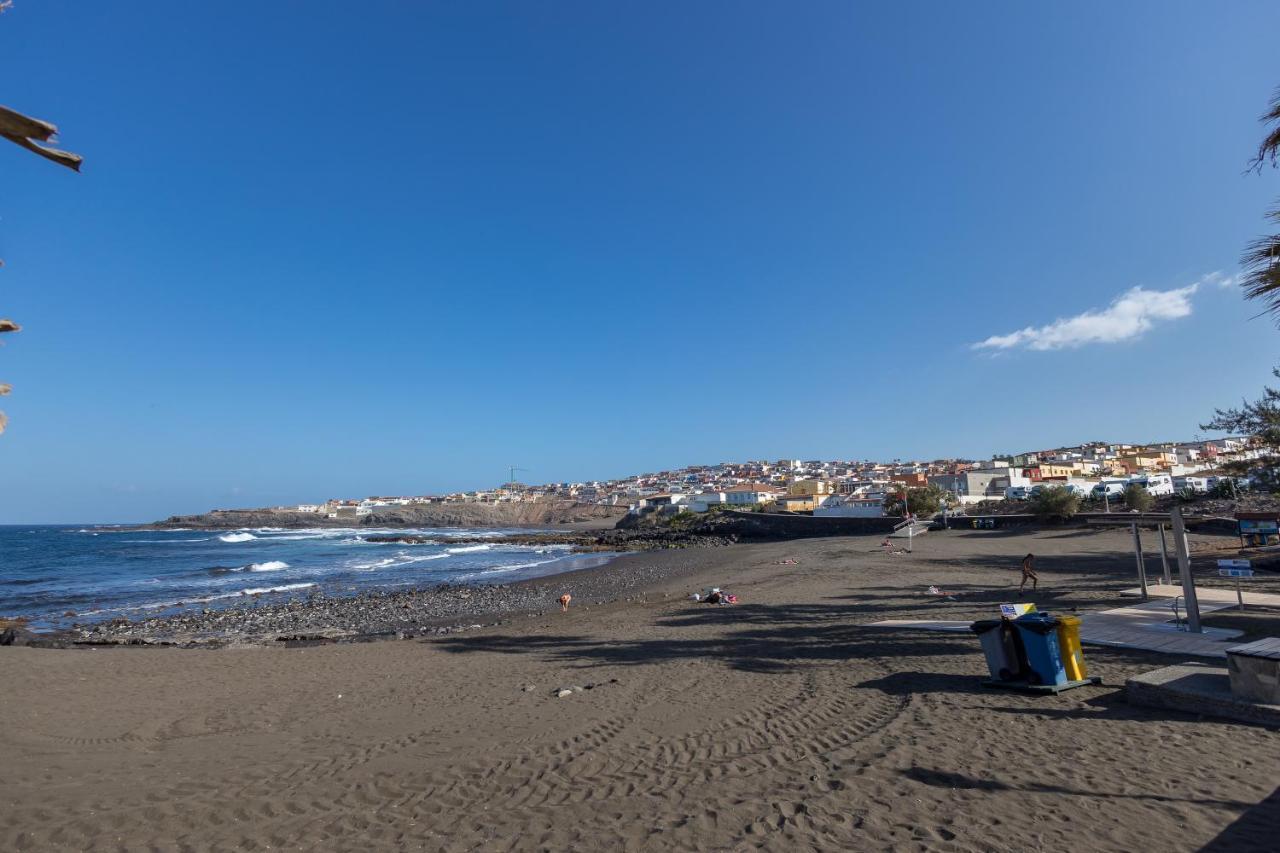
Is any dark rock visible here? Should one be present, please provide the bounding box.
[0,626,39,646]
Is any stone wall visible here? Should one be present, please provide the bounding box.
[700,511,900,539]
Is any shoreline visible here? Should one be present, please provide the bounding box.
[11,540,742,648]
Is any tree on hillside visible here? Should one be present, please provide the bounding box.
[883,484,946,518]
[1241,87,1280,320]
[1029,485,1080,522]
[1123,483,1154,512]
[0,3,83,433]
[1201,368,1280,491]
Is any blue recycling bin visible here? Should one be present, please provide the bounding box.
[1013,613,1068,686]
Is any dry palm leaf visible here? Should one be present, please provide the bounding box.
[0,104,82,171]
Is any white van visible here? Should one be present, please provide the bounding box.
[1132,474,1173,497]
[1005,485,1029,500]
[1091,480,1127,499]
[1173,476,1208,493]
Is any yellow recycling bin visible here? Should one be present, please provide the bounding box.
[1055,615,1087,681]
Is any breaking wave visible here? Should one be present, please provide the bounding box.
[348,553,451,571]
[247,561,290,572]
[218,532,257,543]
[241,582,315,596]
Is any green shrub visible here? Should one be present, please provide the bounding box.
[1123,484,1155,511]
[884,484,946,517]
[661,509,700,528]
[1029,485,1080,521]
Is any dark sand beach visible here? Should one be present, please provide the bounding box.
[3,526,1278,851]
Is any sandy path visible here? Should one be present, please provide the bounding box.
[2,528,1277,851]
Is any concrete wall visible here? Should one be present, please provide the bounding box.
[709,511,900,539]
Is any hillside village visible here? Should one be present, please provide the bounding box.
[283,437,1266,521]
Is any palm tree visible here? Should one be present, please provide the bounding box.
[1,4,83,434]
[1242,88,1280,321]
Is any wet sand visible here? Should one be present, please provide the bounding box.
[2,527,1278,851]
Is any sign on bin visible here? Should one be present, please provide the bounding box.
[999,602,1037,619]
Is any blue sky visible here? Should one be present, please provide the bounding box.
[1,2,1278,522]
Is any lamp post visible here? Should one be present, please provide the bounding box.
[902,482,912,552]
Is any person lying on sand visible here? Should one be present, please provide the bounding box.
[559,593,572,612]
[1019,553,1039,594]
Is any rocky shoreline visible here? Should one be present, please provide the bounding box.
[364,529,737,553]
[2,532,737,649]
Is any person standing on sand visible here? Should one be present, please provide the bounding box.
[1019,553,1039,594]
[559,593,572,612]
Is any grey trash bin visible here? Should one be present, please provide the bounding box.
[971,619,1020,681]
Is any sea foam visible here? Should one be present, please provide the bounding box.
[219,532,257,543]
[241,582,315,596]
[247,561,290,572]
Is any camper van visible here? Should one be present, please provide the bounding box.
[1091,480,1127,500]
[1027,482,1088,499]
[1130,474,1173,497]
[1173,475,1209,494]
[1005,485,1029,500]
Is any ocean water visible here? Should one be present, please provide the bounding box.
[0,525,615,630]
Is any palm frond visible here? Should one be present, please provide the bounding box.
[1249,86,1280,171]
[0,105,82,172]
[1241,207,1280,320]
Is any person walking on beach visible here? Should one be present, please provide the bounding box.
[1019,553,1038,594]
[559,593,572,612]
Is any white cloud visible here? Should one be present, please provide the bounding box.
[972,275,1222,352]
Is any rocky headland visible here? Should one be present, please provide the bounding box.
[151,500,629,530]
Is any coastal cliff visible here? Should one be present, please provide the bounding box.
[154,500,628,530]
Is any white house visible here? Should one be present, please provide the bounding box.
[814,494,884,518]
[636,493,688,509]
[724,484,783,505]
[295,504,321,513]
[688,491,727,512]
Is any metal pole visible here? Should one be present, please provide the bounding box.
[903,484,912,552]
[1157,524,1172,586]
[1132,523,1148,601]
[1104,490,1110,513]
[1237,578,1245,612]
[1171,506,1201,633]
